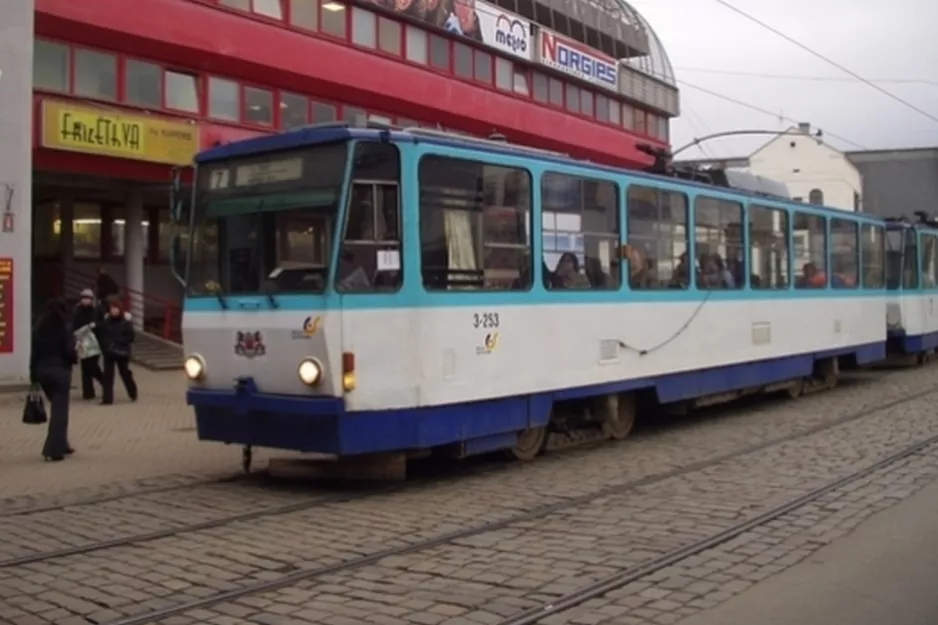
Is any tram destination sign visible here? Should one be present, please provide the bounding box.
[0,258,13,354]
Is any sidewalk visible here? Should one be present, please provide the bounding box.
[678,472,938,625]
[0,369,272,506]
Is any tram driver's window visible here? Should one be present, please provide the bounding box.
[418,155,532,291]
[336,142,402,293]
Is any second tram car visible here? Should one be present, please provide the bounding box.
[885,216,938,362]
[173,122,889,475]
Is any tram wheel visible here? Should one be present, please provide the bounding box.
[602,393,636,441]
[786,379,805,399]
[505,426,547,462]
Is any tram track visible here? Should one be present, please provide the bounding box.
[91,381,938,625]
[494,432,938,625]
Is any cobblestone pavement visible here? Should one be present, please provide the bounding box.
[0,366,936,625]
[0,369,280,511]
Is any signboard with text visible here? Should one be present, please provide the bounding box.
[41,100,200,166]
[0,258,12,354]
[538,30,619,91]
[363,0,532,61]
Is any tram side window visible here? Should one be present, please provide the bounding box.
[419,155,532,291]
[336,142,403,293]
[626,186,689,289]
[541,173,620,290]
[793,212,827,288]
[921,233,938,288]
[903,229,919,289]
[748,205,790,289]
[861,224,885,289]
[694,196,745,289]
[829,218,859,289]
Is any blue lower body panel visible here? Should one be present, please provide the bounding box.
[889,329,938,354]
[188,342,886,456]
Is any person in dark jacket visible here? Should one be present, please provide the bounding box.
[95,267,120,302]
[99,297,138,405]
[73,289,104,400]
[29,297,77,461]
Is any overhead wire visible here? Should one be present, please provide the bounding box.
[677,78,868,150]
[708,0,938,125]
[675,67,938,87]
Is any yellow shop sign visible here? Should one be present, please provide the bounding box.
[41,100,199,166]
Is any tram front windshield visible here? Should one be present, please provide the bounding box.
[187,143,348,298]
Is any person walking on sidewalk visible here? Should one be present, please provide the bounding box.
[29,297,77,461]
[99,297,138,405]
[73,289,104,400]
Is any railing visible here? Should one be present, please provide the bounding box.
[60,267,183,343]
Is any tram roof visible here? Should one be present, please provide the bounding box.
[194,124,888,224]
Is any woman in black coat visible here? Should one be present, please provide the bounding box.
[99,297,138,405]
[29,297,77,461]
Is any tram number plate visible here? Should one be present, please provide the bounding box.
[472,312,500,329]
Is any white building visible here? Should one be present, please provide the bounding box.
[676,124,863,212]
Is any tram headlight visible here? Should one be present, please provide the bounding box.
[184,354,206,381]
[298,358,323,386]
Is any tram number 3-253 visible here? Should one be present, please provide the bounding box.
[473,312,500,329]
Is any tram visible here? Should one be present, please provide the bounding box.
[170,121,887,475]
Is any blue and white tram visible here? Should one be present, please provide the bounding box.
[884,217,938,362]
[172,122,888,474]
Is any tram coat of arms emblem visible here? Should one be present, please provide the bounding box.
[234,331,266,358]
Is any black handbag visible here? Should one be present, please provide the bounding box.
[22,386,48,425]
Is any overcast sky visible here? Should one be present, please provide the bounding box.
[630,0,938,159]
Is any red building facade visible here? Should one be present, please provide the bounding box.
[31,0,679,333]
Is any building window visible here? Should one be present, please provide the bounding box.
[343,106,365,123]
[646,114,658,138]
[626,186,689,289]
[74,49,117,101]
[808,188,824,205]
[512,65,529,96]
[253,0,283,18]
[156,208,173,261]
[658,117,669,141]
[694,196,745,289]
[854,192,861,211]
[165,72,199,112]
[548,78,563,107]
[73,203,103,259]
[377,17,401,55]
[320,1,347,38]
[312,101,337,122]
[33,202,62,258]
[405,26,428,64]
[633,108,647,134]
[621,102,633,129]
[595,94,609,122]
[541,173,620,290]
[208,77,240,121]
[453,43,472,78]
[473,50,492,84]
[565,84,580,113]
[124,60,162,109]
[219,0,250,9]
[244,87,274,125]
[429,34,449,70]
[281,92,309,129]
[34,40,69,92]
[289,0,317,29]
[418,156,532,291]
[608,100,620,125]
[111,216,150,259]
[495,57,512,91]
[532,72,548,102]
[351,7,376,48]
[580,90,593,117]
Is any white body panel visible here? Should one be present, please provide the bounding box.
[184,296,885,412]
[887,293,938,337]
